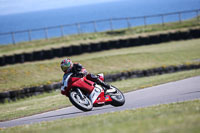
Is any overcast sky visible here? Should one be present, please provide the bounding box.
[0,0,119,15]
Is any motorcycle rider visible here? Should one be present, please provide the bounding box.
[60,58,114,96]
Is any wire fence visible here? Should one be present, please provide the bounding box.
[0,9,199,45]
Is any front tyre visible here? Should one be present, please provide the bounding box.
[69,90,93,111]
[110,86,125,107]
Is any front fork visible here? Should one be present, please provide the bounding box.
[76,88,85,100]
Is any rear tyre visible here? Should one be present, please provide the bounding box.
[110,86,125,107]
[69,89,93,111]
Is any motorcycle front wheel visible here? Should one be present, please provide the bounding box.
[69,89,93,111]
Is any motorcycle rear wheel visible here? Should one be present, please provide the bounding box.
[69,90,93,111]
[110,86,125,107]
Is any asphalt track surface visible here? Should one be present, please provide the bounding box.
[1,76,200,128]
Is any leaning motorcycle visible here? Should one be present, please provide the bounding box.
[64,73,125,111]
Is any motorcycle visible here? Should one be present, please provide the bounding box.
[64,73,125,111]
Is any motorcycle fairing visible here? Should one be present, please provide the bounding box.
[89,84,113,104]
[89,85,102,103]
[70,77,94,93]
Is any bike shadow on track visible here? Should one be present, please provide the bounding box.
[24,106,114,121]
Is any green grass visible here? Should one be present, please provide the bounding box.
[1,38,200,92]
[0,17,199,56]
[1,100,200,133]
[0,69,200,122]
[0,91,71,122]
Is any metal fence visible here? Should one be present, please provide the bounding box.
[0,9,199,45]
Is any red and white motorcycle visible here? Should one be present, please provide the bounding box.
[64,74,125,111]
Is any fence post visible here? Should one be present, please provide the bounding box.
[109,18,113,31]
[196,10,199,22]
[144,16,147,27]
[44,28,48,40]
[60,25,64,37]
[178,13,182,23]
[93,21,97,32]
[76,23,81,34]
[126,17,131,29]
[28,30,32,41]
[161,15,165,27]
[11,32,16,45]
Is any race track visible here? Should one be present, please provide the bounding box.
[1,76,200,128]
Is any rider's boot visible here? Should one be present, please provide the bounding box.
[96,79,116,93]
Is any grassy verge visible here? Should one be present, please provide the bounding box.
[0,69,200,122]
[1,99,200,133]
[0,17,199,56]
[1,39,200,92]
